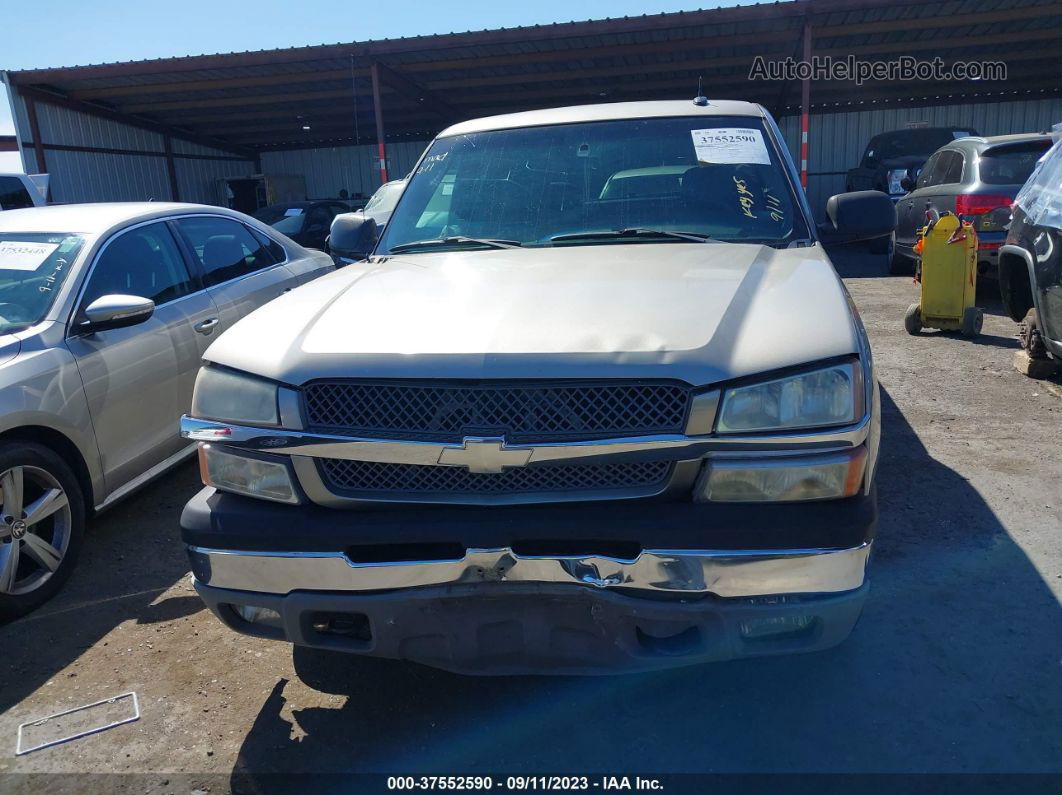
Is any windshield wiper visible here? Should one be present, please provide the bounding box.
[388,236,523,253]
[550,228,722,244]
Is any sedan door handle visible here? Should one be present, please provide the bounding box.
[194,317,220,335]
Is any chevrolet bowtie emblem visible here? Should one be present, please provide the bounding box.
[437,437,532,474]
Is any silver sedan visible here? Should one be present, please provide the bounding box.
[0,202,333,619]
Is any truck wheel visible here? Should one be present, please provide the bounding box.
[904,303,922,335]
[961,307,984,337]
[0,443,85,622]
[1019,309,1047,357]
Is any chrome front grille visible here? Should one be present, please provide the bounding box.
[302,381,692,442]
[318,458,673,497]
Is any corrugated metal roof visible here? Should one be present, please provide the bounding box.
[4,0,1060,151]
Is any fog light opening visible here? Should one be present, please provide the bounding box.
[310,611,372,642]
[230,604,283,629]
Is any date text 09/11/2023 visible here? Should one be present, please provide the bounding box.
[386,776,665,791]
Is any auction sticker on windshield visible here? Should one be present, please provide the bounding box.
[0,241,59,271]
[692,128,771,165]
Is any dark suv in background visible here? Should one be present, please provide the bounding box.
[847,126,978,199]
[252,200,352,251]
[892,133,1053,275]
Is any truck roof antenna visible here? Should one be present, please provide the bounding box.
[693,77,709,106]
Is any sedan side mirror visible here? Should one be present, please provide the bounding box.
[818,190,897,245]
[900,175,916,192]
[79,294,155,334]
[328,214,378,263]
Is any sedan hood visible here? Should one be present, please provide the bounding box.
[205,242,861,387]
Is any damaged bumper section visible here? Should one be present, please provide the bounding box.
[182,488,875,674]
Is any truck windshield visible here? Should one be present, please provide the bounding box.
[0,233,85,335]
[378,116,807,254]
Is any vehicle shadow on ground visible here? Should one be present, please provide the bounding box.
[229,388,1062,778]
[0,463,202,715]
[827,243,888,278]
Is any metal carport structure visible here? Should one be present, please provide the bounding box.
[2,0,1059,211]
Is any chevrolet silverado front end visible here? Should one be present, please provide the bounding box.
[179,99,894,674]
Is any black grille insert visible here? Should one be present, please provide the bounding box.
[302,381,692,442]
[319,458,672,496]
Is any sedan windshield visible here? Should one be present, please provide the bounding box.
[378,116,807,254]
[253,205,307,235]
[0,233,84,335]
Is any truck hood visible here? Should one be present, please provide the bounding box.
[204,242,861,387]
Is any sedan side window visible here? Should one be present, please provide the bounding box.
[248,226,286,263]
[173,216,276,287]
[81,222,193,310]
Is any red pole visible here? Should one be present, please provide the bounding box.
[370,63,389,185]
[799,22,811,191]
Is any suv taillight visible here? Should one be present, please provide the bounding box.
[955,194,1012,216]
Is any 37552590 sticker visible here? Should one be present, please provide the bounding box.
[691,128,771,166]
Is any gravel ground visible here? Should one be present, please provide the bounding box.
[1,248,1060,790]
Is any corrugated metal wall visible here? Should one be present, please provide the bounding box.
[260,140,430,199]
[10,90,1061,215]
[9,92,256,204]
[778,97,1062,219]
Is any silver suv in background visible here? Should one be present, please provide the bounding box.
[181,100,895,674]
[0,202,333,619]
[893,133,1053,275]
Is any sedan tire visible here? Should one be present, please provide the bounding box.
[0,443,85,622]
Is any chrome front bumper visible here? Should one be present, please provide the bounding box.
[187,542,871,599]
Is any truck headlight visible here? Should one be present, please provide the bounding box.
[191,367,279,426]
[716,361,862,434]
[198,445,299,504]
[694,447,867,503]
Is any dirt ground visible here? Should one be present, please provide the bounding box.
[1,248,1060,791]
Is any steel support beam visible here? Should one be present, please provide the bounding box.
[23,92,48,185]
[799,22,812,191]
[370,63,388,185]
[372,62,457,123]
[163,135,180,201]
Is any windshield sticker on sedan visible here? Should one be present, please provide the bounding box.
[952,131,971,139]
[0,241,59,271]
[283,208,304,217]
[692,128,771,165]
[38,258,68,294]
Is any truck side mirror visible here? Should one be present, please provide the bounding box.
[328,214,378,262]
[818,190,897,245]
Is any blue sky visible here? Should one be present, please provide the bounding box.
[0,0,742,160]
